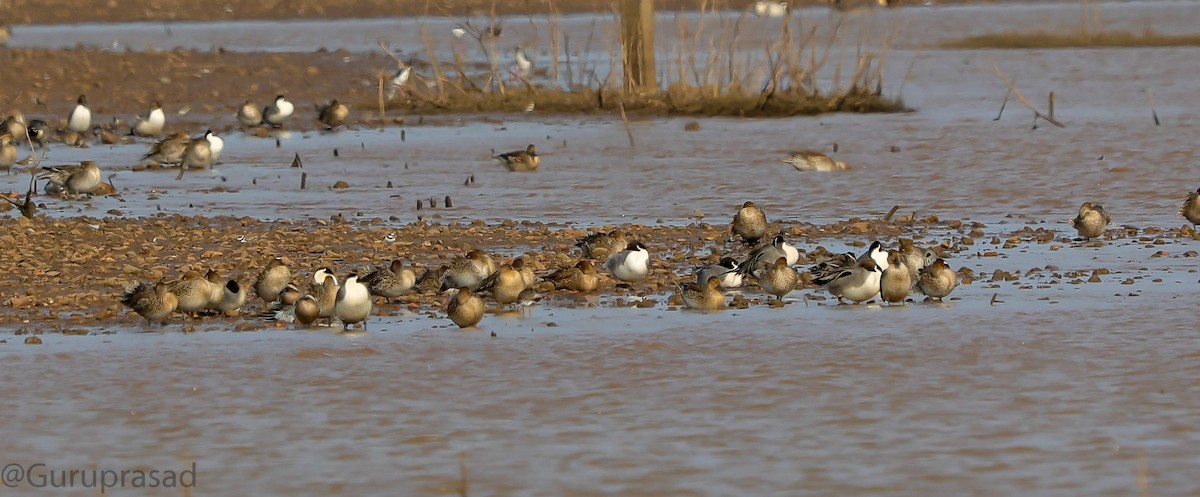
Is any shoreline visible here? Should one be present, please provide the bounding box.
[1,1,1016,25]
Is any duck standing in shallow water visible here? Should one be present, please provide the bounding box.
[1070,201,1111,240]
[879,251,911,305]
[917,258,958,302]
[758,257,798,302]
[494,144,539,172]
[335,274,373,330]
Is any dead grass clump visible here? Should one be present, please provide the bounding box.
[942,30,1200,49]
[369,3,911,118]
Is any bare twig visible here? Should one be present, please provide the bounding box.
[991,61,1065,128]
[1148,89,1160,126]
[618,102,635,148]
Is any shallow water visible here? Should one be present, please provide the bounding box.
[4,1,1200,496]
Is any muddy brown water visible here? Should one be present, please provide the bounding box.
[2,2,1199,496]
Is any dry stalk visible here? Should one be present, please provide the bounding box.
[991,60,1065,128]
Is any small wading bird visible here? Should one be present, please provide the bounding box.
[494,144,539,172]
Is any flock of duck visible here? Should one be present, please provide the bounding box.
[0,93,352,188]
[116,198,966,330]
[113,188,1184,331]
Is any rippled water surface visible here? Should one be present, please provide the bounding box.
[3,1,1200,496]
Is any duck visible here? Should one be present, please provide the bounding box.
[1181,188,1200,229]
[752,1,789,17]
[898,238,928,281]
[2,114,26,142]
[142,131,190,165]
[213,279,248,316]
[916,258,958,302]
[55,128,85,147]
[386,65,412,100]
[731,201,768,245]
[1070,201,1111,240]
[277,283,302,306]
[879,251,911,305]
[545,260,600,292]
[121,281,178,324]
[175,135,213,180]
[167,271,212,317]
[237,100,263,127]
[819,258,883,304]
[39,160,102,196]
[26,119,49,148]
[335,274,373,330]
[676,276,726,311]
[447,287,485,328]
[494,144,539,172]
[67,94,91,134]
[316,99,350,130]
[758,257,798,302]
[310,270,341,326]
[205,130,224,163]
[263,95,294,127]
[361,259,416,301]
[514,46,532,77]
[782,150,850,171]
[739,235,800,278]
[576,229,627,260]
[294,295,321,325]
[440,249,497,291]
[254,258,291,302]
[131,101,166,137]
[0,133,16,174]
[605,242,651,282]
[695,257,743,289]
[204,270,229,310]
[513,257,537,287]
[415,265,447,294]
[477,262,527,305]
